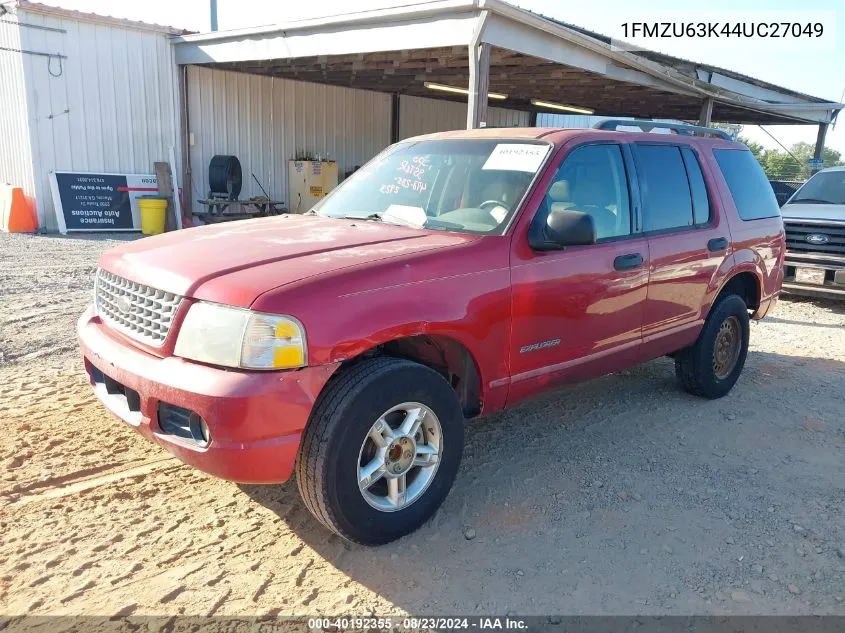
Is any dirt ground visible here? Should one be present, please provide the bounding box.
[1,232,844,617]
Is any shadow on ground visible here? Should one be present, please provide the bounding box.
[778,295,845,315]
[242,350,845,615]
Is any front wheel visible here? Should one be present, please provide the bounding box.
[295,357,464,545]
[674,293,750,399]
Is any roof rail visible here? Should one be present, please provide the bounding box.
[594,119,733,140]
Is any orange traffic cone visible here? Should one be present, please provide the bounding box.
[0,186,38,233]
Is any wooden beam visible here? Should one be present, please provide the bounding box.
[698,97,714,127]
[391,93,400,143]
[154,162,177,232]
[467,42,490,129]
[177,65,192,227]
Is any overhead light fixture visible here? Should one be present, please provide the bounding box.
[530,99,594,115]
[424,82,508,100]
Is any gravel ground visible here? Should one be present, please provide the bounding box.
[1,231,843,617]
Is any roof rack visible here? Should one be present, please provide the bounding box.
[593,119,733,140]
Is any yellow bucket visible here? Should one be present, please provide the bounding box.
[139,196,168,235]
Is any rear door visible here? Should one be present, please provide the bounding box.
[633,142,732,359]
[507,141,650,405]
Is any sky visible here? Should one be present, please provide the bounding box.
[32,0,845,157]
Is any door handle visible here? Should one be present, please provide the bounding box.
[707,237,729,252]
[613,253,644,271]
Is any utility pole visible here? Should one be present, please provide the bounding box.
[210,0,218,31]
[812,123,828,174]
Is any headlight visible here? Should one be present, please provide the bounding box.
[174,302,307,370]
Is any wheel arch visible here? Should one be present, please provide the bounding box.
[336,334,483,419]
[714,269,762,316]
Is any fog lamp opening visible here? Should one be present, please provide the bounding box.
[189,413,211,447]
[158,402,211,448]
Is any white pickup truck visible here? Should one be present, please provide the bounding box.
[781,166,845,300]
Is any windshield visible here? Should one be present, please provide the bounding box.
[790,170,845,205]
[314,139,551,234]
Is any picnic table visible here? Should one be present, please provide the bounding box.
[193,197,287,223]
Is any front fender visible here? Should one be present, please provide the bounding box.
[309,269,511,411]
[251,239,514,413]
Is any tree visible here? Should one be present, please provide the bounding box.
[712,122,743,139]
[789,141,842,169]
[735,129,843,180]
[737,136,765,161]
[760,151,803,180]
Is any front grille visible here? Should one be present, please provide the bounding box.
[95,269,182,346]
[784,221,845,258]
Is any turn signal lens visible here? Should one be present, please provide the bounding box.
[241,313,307,369]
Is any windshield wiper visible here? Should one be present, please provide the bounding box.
[425,218,464,231]
[791,198,835,205]
[341,213,383,221]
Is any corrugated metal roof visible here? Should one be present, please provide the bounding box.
[9,0,191,35]
[170,0,841,125]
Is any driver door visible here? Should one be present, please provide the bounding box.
[507,141,650,405]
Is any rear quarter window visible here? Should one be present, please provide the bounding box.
[713,149,781,220]
[634,144,694,232]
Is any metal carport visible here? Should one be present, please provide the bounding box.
[171,0,842,210]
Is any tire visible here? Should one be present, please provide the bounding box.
[674,294,750,399]
[295,357,464,545]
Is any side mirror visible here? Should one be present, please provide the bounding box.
[531,209,596,250]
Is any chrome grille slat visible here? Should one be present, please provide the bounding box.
[95,269,182,346]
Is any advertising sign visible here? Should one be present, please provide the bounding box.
[50,172,158,234]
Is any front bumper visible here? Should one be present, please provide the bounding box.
[77,306,338,484]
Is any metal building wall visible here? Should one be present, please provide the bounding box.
[536,113,608,129]
[537,113,683,131]
[186,65,392,212]
[16,8,180,231]
[0,15,37,204]
[398,95,529,139]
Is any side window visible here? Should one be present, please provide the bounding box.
[634,144,694,232]
[542,144,631,240]
[681,147,711,225]
[713,149,781,220]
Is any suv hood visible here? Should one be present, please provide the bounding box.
[781,202,845,223]
[100,214,474,306]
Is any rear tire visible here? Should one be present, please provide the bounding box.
[674,294,750,399]
[296,357,464,545]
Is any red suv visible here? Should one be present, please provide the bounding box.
[79,122,784,544]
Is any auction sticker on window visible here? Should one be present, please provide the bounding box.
[482,144,548,172]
